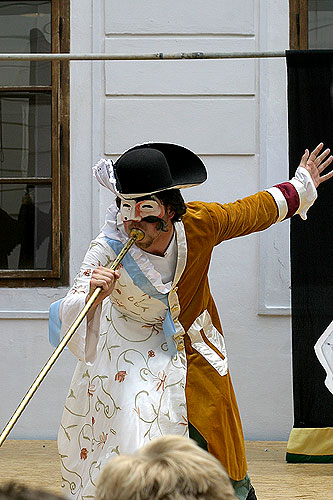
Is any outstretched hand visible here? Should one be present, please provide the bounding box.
[300,143,333,188]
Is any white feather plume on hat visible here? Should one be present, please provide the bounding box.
[92,158,120,196]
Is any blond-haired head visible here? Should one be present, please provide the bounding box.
[96,435,237,500]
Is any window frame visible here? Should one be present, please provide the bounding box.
[0,0,69,286]
[289,0,309,49]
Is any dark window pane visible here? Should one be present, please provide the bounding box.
[0,92,51,177]
[309,0,333,49]
[0,183,52,269]
[0,1,51,86]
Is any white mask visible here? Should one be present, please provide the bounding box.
[120,196,165,222]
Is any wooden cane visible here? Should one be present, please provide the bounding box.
[0,228,144,447]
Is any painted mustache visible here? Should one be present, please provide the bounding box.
[132,216,168,232]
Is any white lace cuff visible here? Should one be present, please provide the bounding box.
[290,166,317,220]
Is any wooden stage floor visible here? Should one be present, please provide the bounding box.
[0,440,332,500]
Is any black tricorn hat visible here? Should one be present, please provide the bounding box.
[113,142,207,199]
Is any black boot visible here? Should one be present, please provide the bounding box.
[246,485,258,500]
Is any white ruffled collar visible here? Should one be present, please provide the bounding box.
[101,202,173,294]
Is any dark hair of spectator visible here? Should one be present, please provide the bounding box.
[0,483,63,500]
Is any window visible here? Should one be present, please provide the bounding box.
[308,0,333,48]
[0,0,69,286]
[290,0,333,49]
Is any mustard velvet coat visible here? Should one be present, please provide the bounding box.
[173,192,278,481]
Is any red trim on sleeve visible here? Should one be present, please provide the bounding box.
[274,182,300,219]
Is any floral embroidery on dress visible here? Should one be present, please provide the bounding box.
[80,448,88,460]
[97,432,108,448]
[115,370,127,382]
[148,350,155,358]
[142,319,163,335]
[154,371,167,392]
[70,285,86,295]
[179,415,188,427]
[112,297,125,308]
[88,383,96,397]
[70,268,94,294]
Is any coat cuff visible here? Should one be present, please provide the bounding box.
[265,166,317,222]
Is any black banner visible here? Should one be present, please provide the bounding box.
[287,50,333,428]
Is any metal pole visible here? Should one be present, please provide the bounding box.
[0,51,286,61]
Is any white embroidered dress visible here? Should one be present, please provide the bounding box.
[57,205,188,499]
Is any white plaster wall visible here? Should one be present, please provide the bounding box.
[0,0,293,441]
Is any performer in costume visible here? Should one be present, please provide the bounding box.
[49,142,333,500]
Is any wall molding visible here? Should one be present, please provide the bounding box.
[257,0,291,317]
[0,311,49,319]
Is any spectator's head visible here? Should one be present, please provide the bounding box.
[0,483,62,500]
[96,435,237,500]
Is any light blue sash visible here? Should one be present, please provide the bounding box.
[106,238,177,356]
[48,239,178,356]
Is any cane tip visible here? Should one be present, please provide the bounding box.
[130,229,145,241]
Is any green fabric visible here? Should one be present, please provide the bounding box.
[188,422,251,500]
[286,452,333,463]
[188,421,208,450]
[230,474,251,500]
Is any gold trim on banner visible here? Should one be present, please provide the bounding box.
[287,428,333,455]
